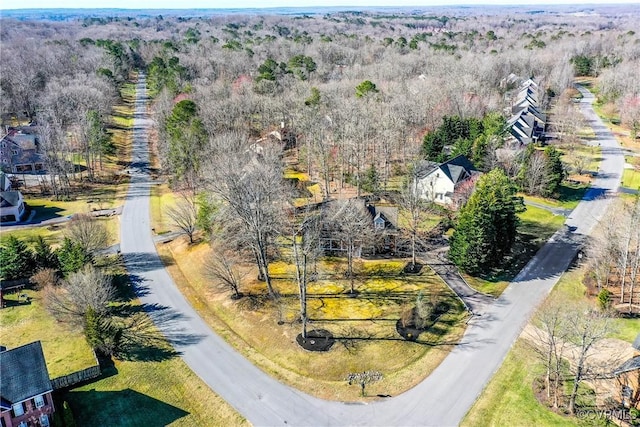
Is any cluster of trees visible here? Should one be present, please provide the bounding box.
[0,216,125,355]
[531,299,616,415]
[422,113,506,168]
[586,196,640,314]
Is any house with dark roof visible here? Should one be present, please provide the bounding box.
[0,341,55,427]
[613,333,640,409]
[505,77,547,146]
[414,155,479,208]
[0,130,45,174]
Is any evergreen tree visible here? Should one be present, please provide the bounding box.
[543,146,565,197]
[449,169,523,274]
[33,235,59,271]
[0,236,34,280]
[165,100,207,190]
[57,238,92,275]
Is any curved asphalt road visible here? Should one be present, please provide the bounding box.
[121,77,624,426]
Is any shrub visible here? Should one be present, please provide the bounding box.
[597,288,613,311]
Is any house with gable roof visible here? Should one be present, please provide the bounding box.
[414,154,480,208]
[0,341,55,427]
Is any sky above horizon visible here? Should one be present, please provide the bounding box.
[2,0,640,10]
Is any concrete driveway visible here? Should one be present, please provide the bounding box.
[120,78,624,426]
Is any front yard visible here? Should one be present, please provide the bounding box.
[156,235,468,401]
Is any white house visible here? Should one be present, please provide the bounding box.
[0,190,26,223]
[414,155,479,208]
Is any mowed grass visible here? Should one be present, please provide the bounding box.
[0,289,96,378]
[461,340,580,427]
[518,205,566,236]
[150,183,177,234]
[622,167,640,190]
[64,332,248,427]
[157,238,467,401]
[0,216,120,248]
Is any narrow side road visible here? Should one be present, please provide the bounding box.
[120,76,624,426]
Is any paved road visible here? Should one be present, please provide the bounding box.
[120,78,624,426]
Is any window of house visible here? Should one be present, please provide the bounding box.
[12,403,25,417]
[34,394,45,409]
[11,150,18,155]
[40,414,50,427]
[18,422,27,427]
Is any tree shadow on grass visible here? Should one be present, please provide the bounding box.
[112,303,205,362]
[64,389,189,427]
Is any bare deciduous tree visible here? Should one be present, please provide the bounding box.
[290,210,322,338]
[205,240,247,299]
[565,306,615,415]
[346,370,383,397]
[327,199,374,293]
[44,264,115,327]
[65,213,110,254]
[206,134,290,298]
[166,192,199,244]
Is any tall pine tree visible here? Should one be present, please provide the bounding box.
[448,169,523,274]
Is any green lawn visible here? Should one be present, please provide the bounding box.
[462,340,581,427]
[519,205,566,236]
[622,168,640,190]
[0,289,96,378]
[64,337,248,427]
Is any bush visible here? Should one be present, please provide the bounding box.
[597,288,613,311]
[30,268,59,290]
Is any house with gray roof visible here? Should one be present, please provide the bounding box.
[0,341,55,427]
[0,130,45,174]
[414,155,479,208]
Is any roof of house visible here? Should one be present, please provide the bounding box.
[511,104,546,124]
[615,355,640,375]
[416,155,477,185]
[367,204,398,229]
[0,191,22,208]
[0,341,52,404]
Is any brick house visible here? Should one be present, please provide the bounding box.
[0,341,55,427]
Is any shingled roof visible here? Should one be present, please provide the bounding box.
[615,356,640,376]
[0,341,52,404]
